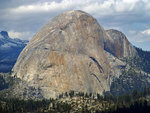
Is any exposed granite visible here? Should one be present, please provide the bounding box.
[12,10,113,99]
[105,29,137,58]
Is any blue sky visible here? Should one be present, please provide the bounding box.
[0,0,150,50]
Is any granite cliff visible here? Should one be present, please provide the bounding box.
[104,29,137,58]
[11,10,139,99]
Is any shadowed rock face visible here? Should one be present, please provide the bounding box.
[12,10,113,99]
[105,29,137,58]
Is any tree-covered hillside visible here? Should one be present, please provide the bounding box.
[110,48,150,97]
[135,47,150,73]
[0,90,150,113]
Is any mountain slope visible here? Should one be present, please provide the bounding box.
[7,10,150,99]
[12,10,113,99]
[0,31,28,72]
[104,29,137,58]
[135,48,150,73]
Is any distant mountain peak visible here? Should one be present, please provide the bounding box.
[0,31,9,38]
[0,30,28,72]
[104,29,137,58]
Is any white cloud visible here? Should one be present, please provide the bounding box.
[2,0,149,23]
[9,0,87,14]
[6,0,141,16]
[0,0,150,50]
[10,2,60,13]
[114,0,138,12]
[129,30,137,35]
[128,29,150,43]
[8,30,33,40]
[141,29,150,35]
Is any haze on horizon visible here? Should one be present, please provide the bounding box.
[0,0,150,50]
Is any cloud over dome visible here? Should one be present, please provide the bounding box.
[0,0,150,50]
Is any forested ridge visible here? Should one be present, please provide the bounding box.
[135,48,150,73]
[0,89,150,113]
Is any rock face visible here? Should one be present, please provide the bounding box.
[12,10,138,99]
[12,10,113,99]
[104,29,137,58]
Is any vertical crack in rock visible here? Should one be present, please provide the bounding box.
[89,56,104,73]
[90,73,103,88]
[89,56,104,88]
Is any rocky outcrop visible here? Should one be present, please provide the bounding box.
[104,29,137,58]
[11,10,139,99]
[12,10,114,99]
